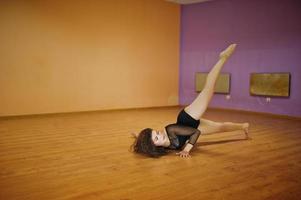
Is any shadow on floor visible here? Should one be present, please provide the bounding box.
[196,138,248,147]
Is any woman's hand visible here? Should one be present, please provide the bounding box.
[176,143,193,158]
[176,150,191,158]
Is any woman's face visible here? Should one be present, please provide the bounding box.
[151,130,169,147]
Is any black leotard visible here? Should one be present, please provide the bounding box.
[165,109,201,150]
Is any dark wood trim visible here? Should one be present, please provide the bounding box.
[208,106,301,121]
[0,105,181,120]
[1,105,300,121]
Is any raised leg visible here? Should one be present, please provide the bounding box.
[184,44,237,120]
[199,118,250,139]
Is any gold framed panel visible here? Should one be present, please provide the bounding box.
[195,73,231,94]
[250,73,291,97]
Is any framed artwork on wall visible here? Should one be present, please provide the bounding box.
[250,73,291,97]
[195,73,231,94]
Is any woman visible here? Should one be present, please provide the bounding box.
[132,44,249,158]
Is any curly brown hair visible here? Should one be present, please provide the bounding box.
[132,128,167,158]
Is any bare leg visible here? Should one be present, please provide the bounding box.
[184,44,237,120]
[199,118,250,139]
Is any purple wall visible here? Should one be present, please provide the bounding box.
[180,0,301,117]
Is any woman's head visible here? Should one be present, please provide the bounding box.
[132,128,167,158]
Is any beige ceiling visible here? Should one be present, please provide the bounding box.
[165,0,213,4]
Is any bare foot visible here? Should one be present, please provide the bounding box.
[219,44,237,59]
[243,123,251,139]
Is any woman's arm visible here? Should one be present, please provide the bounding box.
[165,124,201,158]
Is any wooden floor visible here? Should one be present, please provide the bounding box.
[1,107,301,200]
